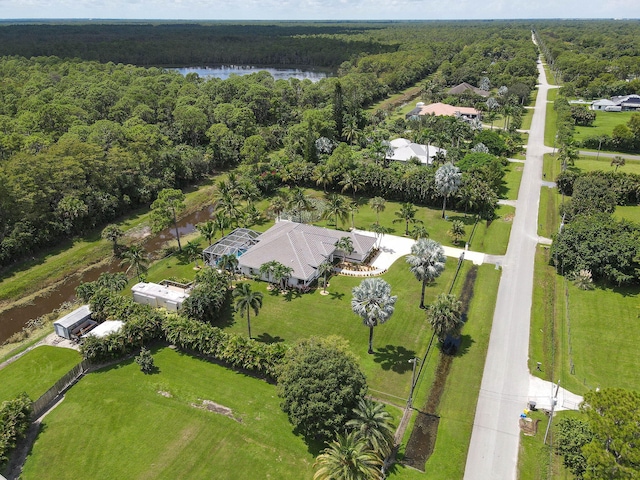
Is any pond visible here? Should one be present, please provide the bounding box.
[176,65,330,82]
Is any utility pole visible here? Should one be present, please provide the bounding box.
[407,357,420,410]
[543,380,561,445]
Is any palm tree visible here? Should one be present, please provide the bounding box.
[348,201,359,230]
[120,245,148,281]
[218,254,238,276]
[340,173,364,198]
[392,202,423,236]
[335,236,354,262]
[313,431,383,480]
[273,263,294,291]
[288,187,314,223]
[448,220,466,245]
[410,225,429,240]
[316,260,333,294]
[351,278,397,354]
[347,398,395,458]
[267,194,289,222]
[212,211,230,237]
[233,283,263,339]
[427,293,464,344]
[313,164,334,193]
[101,224,124,254]
[183,240,201,268]
[215,192,240,229]
[611,156,626,172]
[406,239,446,309]
[323,193,349,228]
[368,197,386,225]
[259,260,277,287]
[435,162,462,219]
[342,115,360,146]
[369,223,391,249]
[196,220,217,246]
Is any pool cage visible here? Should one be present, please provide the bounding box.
[202,228,262,268]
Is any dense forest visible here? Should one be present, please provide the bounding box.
[534,20,640,98]
[0,21,541,267]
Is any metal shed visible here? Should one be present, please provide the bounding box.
[53,305,96,340]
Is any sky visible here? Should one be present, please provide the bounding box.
[1,0,639,21]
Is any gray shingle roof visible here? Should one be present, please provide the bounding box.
[238,221,376,281]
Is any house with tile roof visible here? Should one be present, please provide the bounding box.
[406,102,481,121]
[447,82,490,98]
[237,221,376,288]
[386,138,447,165]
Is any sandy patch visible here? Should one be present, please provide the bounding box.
[192,399,241,422]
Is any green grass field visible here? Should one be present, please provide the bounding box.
[544,102,557,148]
[21,347,315,480]
[503,162,524,200]
[573,111,636,143]
[0,346,81,403]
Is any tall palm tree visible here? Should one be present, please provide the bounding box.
[406,239,446,309]
[259,260,277,287]
[218,254,238,276]
[392,202,423,236]
[316,260,333,294]
[183,240,202,268]
[348,200,359,230]
[196,220,217,246]
[335,236,354,262]
[313,431,383,480]
[288,187,314,223]
[410,225,429,240]
[368,197,386,225]
[212,211,231,237]
[273,263,294,291]
[369,223,391,249]
[323,193,349,228]
[215,191,240,229]
[233,283,263,339]
[340,173,364,199]
[351,278,397,354]
[120,245,148,281]
[347,398,395,458]
[427,293,464,344]
[435,162,462,219]
[313,164,334,193]
[268,194,289,222]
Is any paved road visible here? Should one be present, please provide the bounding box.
[463,58,550,479]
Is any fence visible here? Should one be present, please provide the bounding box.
[31,360,90,419]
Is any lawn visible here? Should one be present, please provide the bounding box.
[502,161,524,200]
[224,258,459,403]
[0,346,81,403]
[573,111,636,143]
[568,156,640,175]
[544,101,557,148]
[384,264,500,478]
[21,347,315,480]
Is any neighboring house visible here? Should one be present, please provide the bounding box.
[591,94,640,111]
[447,82,490,98]
[386,138,447,165]
[406,102,482,121]
[53,305,97,339]
[131,280,192,311]
[236,221,376,288]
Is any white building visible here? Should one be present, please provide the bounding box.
[83,320,124,339]
[386,138,447,165]
[131,281,191,311]
[53,305,97,340]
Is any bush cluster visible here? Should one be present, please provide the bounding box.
[0,393,32,466]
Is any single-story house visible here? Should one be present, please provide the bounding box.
[406,102,482,121]
[386,138,447,165]
[591,94,640,111]
[82,320,124,339]
[54,305,97,340]
[131,281,191,311]
[447,82,490,98]
[237,221,376,288]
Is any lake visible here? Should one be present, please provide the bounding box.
[176,66,330,82]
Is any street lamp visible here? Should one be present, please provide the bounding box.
[407,358,420,409]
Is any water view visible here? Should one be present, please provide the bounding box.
[176,65,330,81]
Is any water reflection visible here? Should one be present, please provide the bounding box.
[176,66,330,82]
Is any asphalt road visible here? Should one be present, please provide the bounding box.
[463,58,550,479]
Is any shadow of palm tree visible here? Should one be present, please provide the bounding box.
[373,345,417,373]
[254,332,285,344]
[283,289,302,302]
[454,334,474,357]
[329,291,345,301]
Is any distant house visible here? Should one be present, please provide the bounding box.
[54,305,97,340]
[591,94,640,111]
[131,280,192,311]
[386,138,447,165]
[406,102,482,121]
[235,221,376,288]
[447,82,490,98]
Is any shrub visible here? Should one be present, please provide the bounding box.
[135,347,156,374]
[0,393,32,465]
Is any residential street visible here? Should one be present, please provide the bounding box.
[463,58,550,479]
